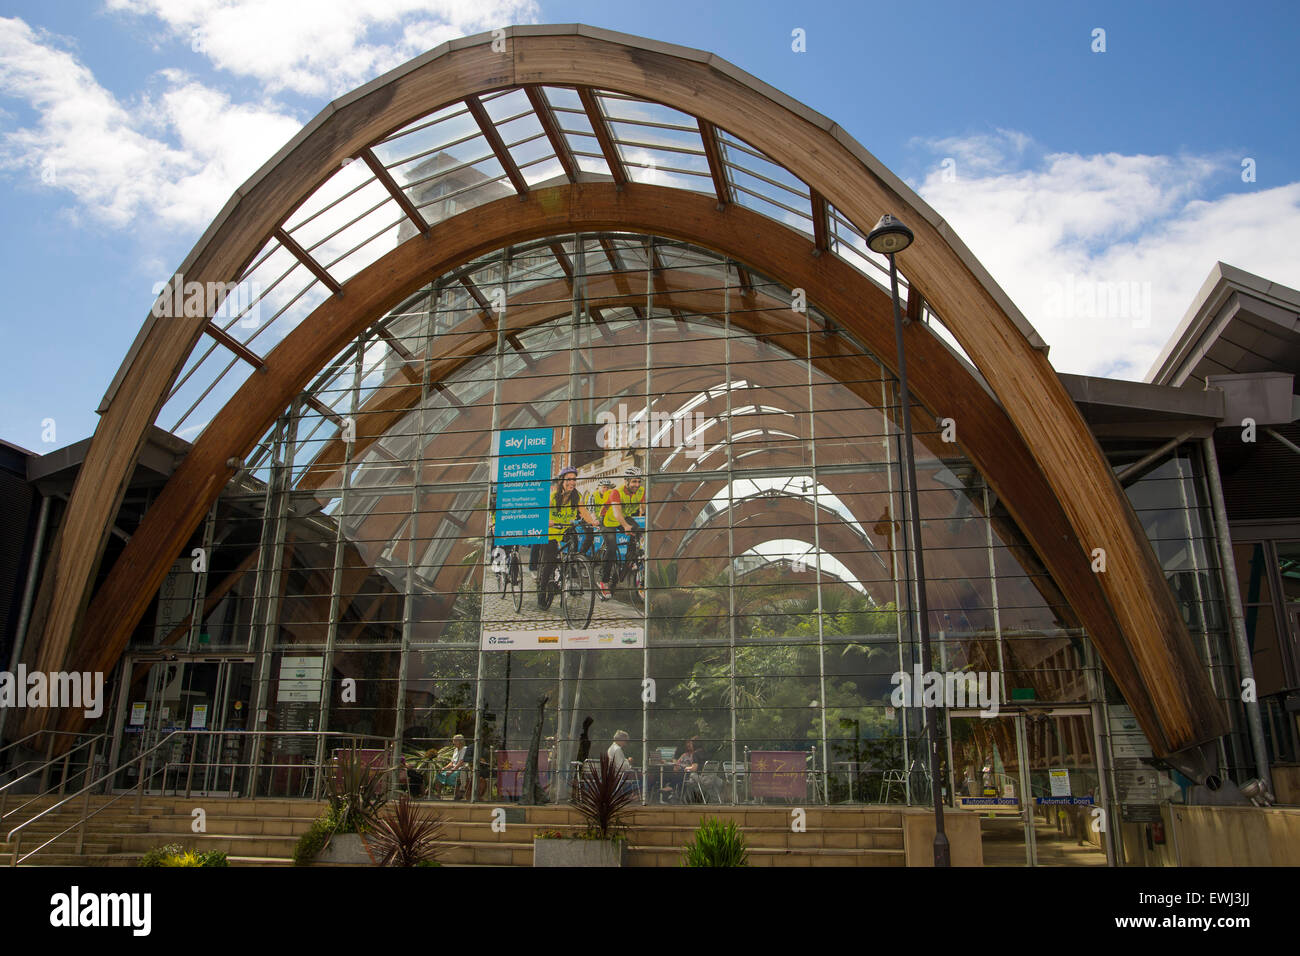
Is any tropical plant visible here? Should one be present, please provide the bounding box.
[138,842,229,867]
[325,746,389,834]
[137,842,186,867]
[292,809,339,866]
[404,744,455,798]
[572,753,638,840]
[681,817,748,867]
[363,794,446,867]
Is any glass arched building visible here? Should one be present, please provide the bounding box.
[9,26,1263,867]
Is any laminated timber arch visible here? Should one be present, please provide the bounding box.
[28,25,1224,755]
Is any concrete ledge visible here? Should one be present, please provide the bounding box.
[1171,805,1300,865]
[901,809,983,867]
[533,837,627,867]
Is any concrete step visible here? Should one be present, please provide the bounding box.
[1,841,115,855]
[145,816,308,837]
[4,794,914,866]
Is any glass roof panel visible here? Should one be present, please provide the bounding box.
[482,88,532,124]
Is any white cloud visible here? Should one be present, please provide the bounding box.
[0,17,299,229]
[0,0,537,231]
[105,0,540,96]
[912,131,1300,380]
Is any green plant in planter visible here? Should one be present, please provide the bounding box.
[293,809,339,866]
[572,753,638,840]
[324,746,389,834]
[682,817,748,867]
[364,794,445,867]
[138,843,229,867]
[294,748,391,864]
[138,843,186,867]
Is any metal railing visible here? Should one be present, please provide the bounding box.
[5,730,391,866]
[7,731,180,865]
[0,731,105,822]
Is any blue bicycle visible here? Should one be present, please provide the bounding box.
[598,516,646,605]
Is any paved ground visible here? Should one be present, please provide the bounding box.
[978,814,1108,865]
[482,561,641,630]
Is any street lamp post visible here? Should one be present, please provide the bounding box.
[867,213,951,868]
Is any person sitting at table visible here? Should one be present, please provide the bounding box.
[661,736,700,802]
[607,730,640,796]
[434,734,469,797]
[675,736,701,773]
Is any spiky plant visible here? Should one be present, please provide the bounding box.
[324,746,389,834]
[572,753,639,839]
[681,817,748,867]
[364,794,446,867]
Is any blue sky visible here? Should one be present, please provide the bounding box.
[1,0,1298,452]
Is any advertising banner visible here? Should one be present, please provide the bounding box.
[481,417,647,650]
[493,428,554,545]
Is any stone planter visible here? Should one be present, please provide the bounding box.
[533,836,628,867]
[315,832,374,865]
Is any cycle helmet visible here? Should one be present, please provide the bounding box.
[598,478,615,488]
[623,465,643,478]
[558,466,579,479]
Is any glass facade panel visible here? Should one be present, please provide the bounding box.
[124,232,1172,815]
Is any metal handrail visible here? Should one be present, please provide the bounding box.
[0,732,105,796]
[0,732,106,821]
[0,728,97,760]
[0,730,46,761]
[7,731,179,866]
[5,729,393,865]
[164,730,396,799]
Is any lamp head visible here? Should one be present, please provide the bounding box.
[867,214,914,255]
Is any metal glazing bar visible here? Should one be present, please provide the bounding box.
[274,227,343,296]
[202,322,267,369]
[465,94,530,195]
[526,86,579,182]
[577,88,627,186]
[810,190,830,254]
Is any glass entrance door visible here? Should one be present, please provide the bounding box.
[112,657,255,795]
[1023,711,1107,866]
[949,712,1030,865]
[948,708,1109,866]
[185,659,255,795]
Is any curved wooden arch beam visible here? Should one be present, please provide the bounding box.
[62,183,1213,755]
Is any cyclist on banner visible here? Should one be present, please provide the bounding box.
[598,466,645,598]
[582,478,616,555]
[537,466,600,608]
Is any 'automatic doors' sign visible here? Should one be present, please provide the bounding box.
[494,428,553,545]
